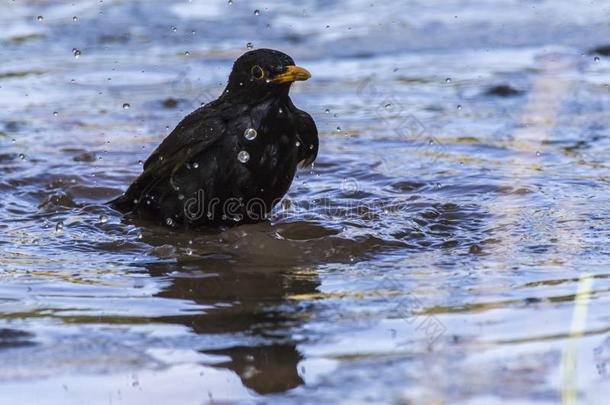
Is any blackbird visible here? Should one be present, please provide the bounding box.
[109,49,318,228]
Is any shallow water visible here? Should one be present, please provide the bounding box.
[1,0,609,403]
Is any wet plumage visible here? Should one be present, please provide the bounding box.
[109,49,318,227]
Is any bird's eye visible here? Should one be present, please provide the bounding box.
[251,65,265,80]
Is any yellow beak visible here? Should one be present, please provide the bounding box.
[270,65,311,83]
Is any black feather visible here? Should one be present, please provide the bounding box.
[109,49,318,228]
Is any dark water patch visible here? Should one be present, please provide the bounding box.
[204,344,304,394]
[388,181,427,192]
[161,98,180,109]
[2,121,24,133]
[38,192,80,210]
[4,34,45,45]
[590,45,610,57]
[0,328,36,349]
[97,33,131,44]
[485,84,525,97]
[0,70,45,80]
[72,152,97,162]
[0,153,19,163]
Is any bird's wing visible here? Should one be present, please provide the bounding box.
[143,104,224,174]
[295,109,319,167]
[110,104,225,209]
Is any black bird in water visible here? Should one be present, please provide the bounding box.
[110,49,318,227]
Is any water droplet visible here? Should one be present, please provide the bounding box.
[295,141,301,147]
[138,160,143,165]
[55,222,64,232]
[536,151,541,157]
[37,16,43,21]
[185,248,193,256]
[228,0,233,4]
[325,108,330,114]
[457,104,462,110]
[594,56,600,63]
[254,9,260,16]
[99,214,108,223]
[445,77,451,83]
[336,126,342,132]
[165,218,175,226]
[73,16,78,21]
[278,107,284,114]
[122,103,130,110]
[237,150,250,163]
[384,103,392,109]
[246,42,254,50]
[11,139,16,144]
[72,48,81,59]
[18,153,25,160]
[171,26,177,32]
[193,162,199,168]
[244,128,257,140]
[53,111,58,117]
[137,232,143,239]
[184,51,190,56]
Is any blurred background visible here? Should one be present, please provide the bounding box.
[0,1,609,404]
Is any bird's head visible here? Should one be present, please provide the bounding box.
[223,49,311,100]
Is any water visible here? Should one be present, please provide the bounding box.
[1,0,609,403]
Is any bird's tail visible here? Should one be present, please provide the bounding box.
[107,193,135,212]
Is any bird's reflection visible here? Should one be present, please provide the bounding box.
[137,220,388,395]
[206,344,304,394]
[145,256,319,394]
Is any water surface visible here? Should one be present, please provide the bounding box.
[1,0,609,403]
